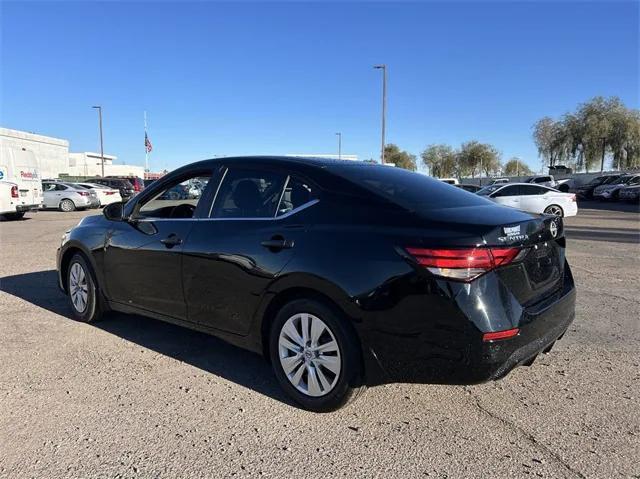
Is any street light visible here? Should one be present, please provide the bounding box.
[373,64,386,164]
[92,106,105,177]
[600,137,607,172]
[336,132,342,160]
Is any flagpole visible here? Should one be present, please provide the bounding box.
[144,110,149,172]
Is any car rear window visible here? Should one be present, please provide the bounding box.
[327,164,492,211]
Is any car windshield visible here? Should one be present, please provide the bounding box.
[328,164,493,210]
[477,185,503,196]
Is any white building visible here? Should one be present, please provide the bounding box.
[0,127,144,179]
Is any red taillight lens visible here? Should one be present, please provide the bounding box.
[133,182,140,192]
[105,191,115,195]
[483,328,520,342]
[405,247,521,282]
[10,185,19,198]
[571,194,576,202]
[78,191,89,196]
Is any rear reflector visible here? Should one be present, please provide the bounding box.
[405,247,522,281]
[483,328,520,342]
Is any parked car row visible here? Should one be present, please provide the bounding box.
[575,174,640,202]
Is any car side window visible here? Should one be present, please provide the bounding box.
[276,176,317,217]
[137,172,212,219]
[56,184,68,191]
[493,185,519,197]
[520,185,546,195]
[211,167,287,219]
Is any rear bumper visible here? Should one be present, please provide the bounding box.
[360,264,576,386]
[15,203,40,213]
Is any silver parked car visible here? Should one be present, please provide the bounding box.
[42,182,100,211]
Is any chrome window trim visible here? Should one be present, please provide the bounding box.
[274,175,290,218]
[208,167,228,218]
[134,199,320,222]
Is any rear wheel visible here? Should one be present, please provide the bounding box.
[60,199,76,212]
[544,204,564,217]
[269,298,364,412]
[66,253,103,322]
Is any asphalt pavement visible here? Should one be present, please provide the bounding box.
[1,203,638,478]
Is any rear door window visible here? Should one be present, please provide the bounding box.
[520,185,547,195]
[276,176,317,217]
[211,167,288,219]
[493,185,521,197]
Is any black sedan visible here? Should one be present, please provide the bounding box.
[57,157,576,411]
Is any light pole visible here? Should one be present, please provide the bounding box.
[336,132,342,160]
[373,64,386,164]
[600,137,606,172]
[92,106,105,177]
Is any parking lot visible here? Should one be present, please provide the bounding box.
[0,204,638,478]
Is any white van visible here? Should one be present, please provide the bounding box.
[0,146,43,220]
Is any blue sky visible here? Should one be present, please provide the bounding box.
[2,1,638,173]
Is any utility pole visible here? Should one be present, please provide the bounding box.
[373,64,386,164]
[92,106,105,177]
[600,137,606,172]
[336,132,342,160]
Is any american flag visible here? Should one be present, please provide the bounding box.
[145,132,153,153]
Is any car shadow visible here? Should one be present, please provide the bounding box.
[0,270,294,407]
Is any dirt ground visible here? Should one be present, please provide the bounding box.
[1,202,638,478]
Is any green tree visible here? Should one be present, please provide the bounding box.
[420,144,457,177]
[503,157,532,176]
[533,96,640,172]
[457,141,501,178]
[384,144,417,171]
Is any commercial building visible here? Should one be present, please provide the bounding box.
[0,127,144,179]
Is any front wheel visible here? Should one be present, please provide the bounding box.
[544,204,564,217]
[269,299,364,412]
[66,253,103,322]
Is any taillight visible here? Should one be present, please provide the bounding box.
[483,328,520,342]
[405,247,522,282]
[78,191,89,196]
[10,185,18,198]
[571,194,576,202]
[133,181,140,192]
[105,191,115,195]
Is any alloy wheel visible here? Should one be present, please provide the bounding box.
[69,262,89,313]
[61,199,75,212]
[278,313,342,397]
[545,205,563,217]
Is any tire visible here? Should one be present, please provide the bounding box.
[544,204,564,217]
[66,253,103,322]
[269,298,365,412]
[60,199,76,212]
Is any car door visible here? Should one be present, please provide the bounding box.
[490,185,521,209]
[43,183,66,208]
[183,165,316,335]
[518,185,548,213]
[103,169,215,320]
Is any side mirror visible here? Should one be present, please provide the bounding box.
[103,202,124,221]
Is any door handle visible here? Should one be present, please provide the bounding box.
[160,234,182,248]
[261,237,294,251]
